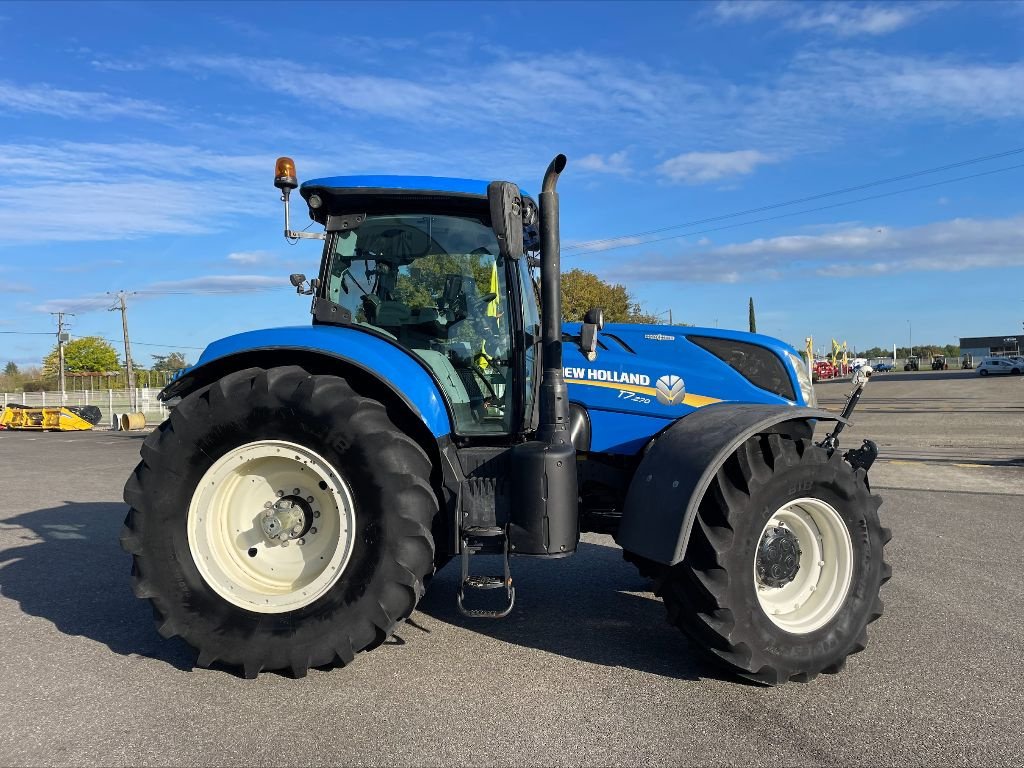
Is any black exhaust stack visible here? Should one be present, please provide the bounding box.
[508,154,578,557]
[537,153,569,444]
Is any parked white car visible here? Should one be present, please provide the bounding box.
[977,357,1022,376]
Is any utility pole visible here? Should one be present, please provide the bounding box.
[50,311,74,405]
[109,291,137,411]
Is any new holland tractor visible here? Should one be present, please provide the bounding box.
[121,155,890,684]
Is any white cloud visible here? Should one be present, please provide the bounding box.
[0,141,274,244]
[657,150,776,184]
[227,251,276,265]
[564,235,650,253]
[791,4,927,36]
[576,151,632,175]
[0,181,213,242]
[163,45,1024,173]
[0,282,33,294]
[710,1,941,36]
[33,274,287,315]
[0,141,266,182]
[145,275,285,293]
[607,214,1024,283]
[34,296,117,314]
[710,1,787,22]
[0,81,169,120]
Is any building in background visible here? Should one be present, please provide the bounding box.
[959,334,1024,359]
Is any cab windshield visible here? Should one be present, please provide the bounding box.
[324,213,512,435]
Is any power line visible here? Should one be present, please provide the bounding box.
[0,330,205,349]
[568,161,1024,258]
[565,144,1024,253]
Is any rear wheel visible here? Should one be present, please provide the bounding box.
[658,434,890,684]
[979,369,989,376]
[121,366,438,677]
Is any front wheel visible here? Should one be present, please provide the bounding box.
[979,369,989,376]
[658,434,890,684]
[121,366,438,677]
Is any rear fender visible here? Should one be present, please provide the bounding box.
[614,403,843,565]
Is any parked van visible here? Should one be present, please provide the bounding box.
[977,357,1021,376]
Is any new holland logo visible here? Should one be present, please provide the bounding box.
[655,374,686,406]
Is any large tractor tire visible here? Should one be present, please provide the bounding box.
[121,366,438,678]
[658,433,890,685]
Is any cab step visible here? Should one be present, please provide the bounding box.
[457,526,515,619]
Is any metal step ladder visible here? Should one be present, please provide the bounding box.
[457,526,515,618]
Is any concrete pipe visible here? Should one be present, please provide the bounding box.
[120,412,147,431]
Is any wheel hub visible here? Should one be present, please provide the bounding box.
[756,526,802,588]
[260,494,314,543]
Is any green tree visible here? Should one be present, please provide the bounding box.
[42,337,119,379]
[151,352,190,372]
[748,297,757,333]
[4,361,18,376]
[560,268,658,323]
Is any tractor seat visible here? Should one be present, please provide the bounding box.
[375,300,412,326]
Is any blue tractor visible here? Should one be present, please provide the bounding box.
[122,155,890,684]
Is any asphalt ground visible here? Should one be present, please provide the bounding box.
[1,370,1022,766]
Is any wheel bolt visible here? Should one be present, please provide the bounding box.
[276,490,284,498]
[313,511,320,518]
[306,496,314,503]
[293,488,300,495]
[310,527,317,535]
[297,538,305,546]
[292,524,302,534]
[264,501,273,509]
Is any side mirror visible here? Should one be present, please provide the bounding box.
[289,273,315,295]
[579,306,605,361]
[487,181,524,261]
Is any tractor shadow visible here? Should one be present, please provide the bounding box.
[416,540,737,683]
[0,500,195,671]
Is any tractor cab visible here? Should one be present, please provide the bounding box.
[283,168,544,438]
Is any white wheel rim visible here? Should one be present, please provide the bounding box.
[753,497,854,634]
[187,439,356,614]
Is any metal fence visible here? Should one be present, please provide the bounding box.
[2,388,168,429]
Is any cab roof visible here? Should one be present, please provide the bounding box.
[302,175,492,198]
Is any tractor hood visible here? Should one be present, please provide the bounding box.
[561,323,812,450]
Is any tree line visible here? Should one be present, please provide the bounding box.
[1,338,190,393]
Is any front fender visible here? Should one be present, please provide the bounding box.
[614,403,844,565]
[161,325,452,438]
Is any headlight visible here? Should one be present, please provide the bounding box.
[786,351,817,407]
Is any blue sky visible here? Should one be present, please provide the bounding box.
[2,0,1023,367]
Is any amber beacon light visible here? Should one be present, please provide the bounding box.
[274,156,298,191]
[274,154,324,241]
